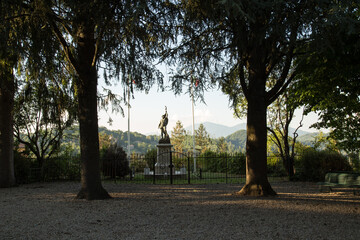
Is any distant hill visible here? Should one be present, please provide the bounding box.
[185,121,311,138]
[185,122,247,138]
[225,130,247,151]
[62,126,159,154]
[223,130,320,151]
[61,124,319,155]
[297,132,319,147]
[290,128,312,137]
[98,127,159,153]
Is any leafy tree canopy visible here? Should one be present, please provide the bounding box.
[294,3,360,152]
[164,0,359,196]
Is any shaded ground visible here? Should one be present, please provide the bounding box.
[1,181,359,239]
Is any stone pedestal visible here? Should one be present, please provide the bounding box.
[155,144,174,175]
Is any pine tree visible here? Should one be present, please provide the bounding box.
[195,124,211,154]
[217,137,228,153]
[171,120,186,153]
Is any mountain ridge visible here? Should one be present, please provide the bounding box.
[64,124,319,154]
[184,122,247,138]
[183,121,311,138]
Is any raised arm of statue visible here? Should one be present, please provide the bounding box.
[158,106,169,141]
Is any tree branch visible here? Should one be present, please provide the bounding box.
[238,60,249,100]
[267,127,284,157]
[45,12,80,74]
[291,109,304,157]
[267,71,296,105]
[266,23,298,105]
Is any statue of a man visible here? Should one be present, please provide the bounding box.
[158,106,169,140]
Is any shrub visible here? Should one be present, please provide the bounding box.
[172,156,187,169]
[43,156,80,181]
[13,151,32,184]
[228,152,246,175]
[295,148,352,181]
[348,152,360,172]
[101,143,130,178]
[130,158,148,172]
[65,156,81,180]
[267,156,287,177]
[198,151,245,174]
[144,148,157,169]
[199,151,224,173]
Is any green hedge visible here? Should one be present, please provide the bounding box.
[198,151,246,174]
[294,148,352,181]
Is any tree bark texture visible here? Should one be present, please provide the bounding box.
[75,23,110,200]
[237,96,276,196]
[237,57,276,196]
[0,61,16,187]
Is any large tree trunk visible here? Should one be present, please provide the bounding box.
[237,76,276,196]
[0,61,16,188]
[75,23,111,200]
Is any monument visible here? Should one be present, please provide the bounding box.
[155,106,174,175]
[158,106,170,143]
[144,106,187,180]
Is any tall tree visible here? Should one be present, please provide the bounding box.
[1,0,67,187]
[171,120,186,153]
[0,0,27,187]
[233,81,304,179]
[167,0,348,195]
[267,89,303,180]
[195,123,211,154]
[0,57,17,187]
[13,75,75,178]
[34,0,174,199]
[217,137,228,153]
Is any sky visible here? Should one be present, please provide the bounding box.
[98,79,321,136]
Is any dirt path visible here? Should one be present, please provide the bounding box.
[1,182,359,239]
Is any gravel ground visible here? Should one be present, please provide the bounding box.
[1,181,359,240]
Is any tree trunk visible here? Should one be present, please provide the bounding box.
[283,126,294,180]
[75,23,110,200]
[0,60,16,188]
[288,156,295,180]
[237,80,276,196]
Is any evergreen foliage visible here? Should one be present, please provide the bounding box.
[195,123,212,153]
[101,143,130,179]
[171,120,186,153]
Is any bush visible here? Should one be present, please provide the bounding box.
[101,143,131,178]
[144,148,157,170]
[198,151,245,174]
[43,156,80,181]
[130,158,148,172]
[13,151,32,184]
[228,152,246,174]
[295,148,352,181]
[267,156,287,177]
[171,155,187,169]
[199,151,224,173]
[348,152,360,172]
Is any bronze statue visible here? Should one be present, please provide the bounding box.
[158,106,169,142]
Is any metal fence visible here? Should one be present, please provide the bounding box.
[102,152,248,184]
[22,152,287,184]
